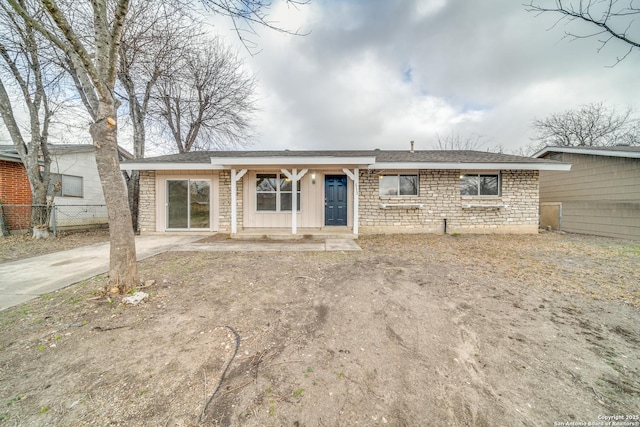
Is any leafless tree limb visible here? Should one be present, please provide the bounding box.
[530,102,640,149]
[525,0,640,63]
[151,38,257,153]
[433,131,501,152]
[201,0,310,54]
[0,1,61,225]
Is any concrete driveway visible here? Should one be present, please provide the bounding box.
[0,235,361,312]
[0,235,202,312]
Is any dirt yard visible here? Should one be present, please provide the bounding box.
[0,232,639,426]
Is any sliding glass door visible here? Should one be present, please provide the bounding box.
[167,179,210,230]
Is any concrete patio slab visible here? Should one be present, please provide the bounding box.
[172,238,361,252]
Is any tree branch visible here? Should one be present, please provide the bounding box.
[525,0,640,62]
[202,0,310,54]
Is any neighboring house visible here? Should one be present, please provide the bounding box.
[47,144,108,228]
[0,144,132,232]
[534,146,640,240]
[122,149,570,237]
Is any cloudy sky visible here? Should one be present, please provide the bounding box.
[203,0,640,154]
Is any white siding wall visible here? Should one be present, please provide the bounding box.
[50,149,108,226]
[51,150,106,205]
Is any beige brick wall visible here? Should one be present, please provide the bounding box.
[218,171,231,232]
[138,170,156,232]
[359,169,539,234]
[218,170,244,232]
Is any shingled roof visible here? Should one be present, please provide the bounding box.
[124,149,561,165]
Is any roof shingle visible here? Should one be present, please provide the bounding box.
[125,149,557,164]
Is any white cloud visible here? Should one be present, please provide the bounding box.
[203,0,640,153]
[414,0,448,20]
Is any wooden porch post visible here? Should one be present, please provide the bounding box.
[281,168,307,235]
[342,168,359,236]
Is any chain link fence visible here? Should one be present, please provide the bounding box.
[0,204,108,236]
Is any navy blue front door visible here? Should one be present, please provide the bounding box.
[325,175,347,226]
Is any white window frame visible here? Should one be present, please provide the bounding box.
[49,173,83,198]
[256,173,301,212]
[460,173,501,197]
[165,178,211,230]
[379,173,419,197]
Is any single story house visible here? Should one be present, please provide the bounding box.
[0,144,132,232]
[122,149,570,237]
[534,145,640,240]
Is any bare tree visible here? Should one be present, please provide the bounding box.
[152,39,256,153]
[531,102,640,149]
[525,0,640,63]
[433,132,502,152]
[119,1,294,227]
[8,0,139,292]
[0,1,60,227]
[117,0,196,229]
[5,0,304,292]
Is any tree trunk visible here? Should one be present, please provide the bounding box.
[119,71,146,233]
[30,181,49,227]
[127,169,140,232]
[90,101,138,293]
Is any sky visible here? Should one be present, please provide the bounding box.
[202,0,640,154]
[0,1,638,156]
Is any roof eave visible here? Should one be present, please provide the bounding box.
[121,163,224,171]
[534,146,640,159]
[0,155,23,163]
[369,162,572,171]
[121,158,571,172]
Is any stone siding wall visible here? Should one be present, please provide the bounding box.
[138,170,156,232]
[139,168,539,235]
[218,170,241,232]
[359,170,539,234]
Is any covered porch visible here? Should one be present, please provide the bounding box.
[221,154,375,238]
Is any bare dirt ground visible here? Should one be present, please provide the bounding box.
[0,232,639,426]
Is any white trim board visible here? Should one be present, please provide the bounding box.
[124,163,224,171]
[369,162,571,171]
[534,146,640,159]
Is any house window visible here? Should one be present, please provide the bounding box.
[460,173,500,196]
[379,174,418,196]
[49,173,83,198]
[256,173,301,212]
[166,179,210,229]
